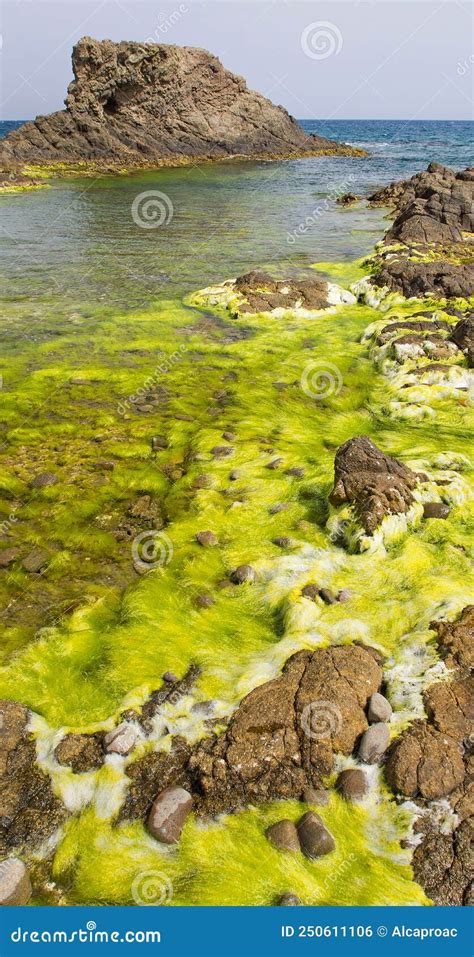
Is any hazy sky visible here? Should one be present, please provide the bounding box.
[1,0,473,120]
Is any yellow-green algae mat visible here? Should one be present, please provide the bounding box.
[0,262,472,905]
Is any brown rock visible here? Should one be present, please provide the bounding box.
[301,584,319,600]
[335,768,368,801]
[431,605,474,671]
[297,812,335,858]
[0,38,356,168]
[423,502,451,519]
[147,786,193,844]
[0,548,21,569]
[319,588,337,605]
[265,820,300,853]
[385,721,464,799]
[55,733,104,773]
[151,435,168,451]
[21,548,49,573]
[230,564,256,584]
[29,472,58,489]
[276,892,301,905]
[330,435,418,534]
[302,787,329,806]
[195,530,219,547]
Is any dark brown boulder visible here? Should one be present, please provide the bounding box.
[233,271,330,314]
[449,314,474,367]
[0,38,357,169]
[0,701,66,856]
[265,820,300,853]
[296,811,335,858]
[374,259,474,300]
[431,605,474,672]
[329,435,418,534]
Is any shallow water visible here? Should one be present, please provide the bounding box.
[0,119,472,907]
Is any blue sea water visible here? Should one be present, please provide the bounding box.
[0,119,472,312]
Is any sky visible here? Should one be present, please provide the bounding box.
[0,0,473,121]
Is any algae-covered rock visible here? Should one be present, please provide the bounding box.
[329,435,418,534]
[191,270,355,318]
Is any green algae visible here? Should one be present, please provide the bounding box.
[0,232,472,906]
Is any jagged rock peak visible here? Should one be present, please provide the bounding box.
[0,37,360,168]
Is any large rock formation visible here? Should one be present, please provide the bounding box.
[0,37,358,170]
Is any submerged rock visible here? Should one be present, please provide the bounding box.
[330,435,418,534]
[147,786,193,844]
[0,858,31,905]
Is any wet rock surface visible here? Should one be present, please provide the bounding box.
[329,435,418,534]
[0,701,66,856]
[385,606,474,906]
[187,645,382,815]
[0,38,354,169]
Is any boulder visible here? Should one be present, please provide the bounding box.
[374,259,474,300]
[29,472,58,489]
[265,820,300,853]
[230,564,256,584]
[147,786,193,844]
[21,548,50,573]
[385,721,464,799]
[0,858,31,905]
[188,644,382,815]
[423,502,451,519]
[330,435,418,534]
[0,548,21,569]
[449,315,474,367]
[297,812,335,859]
[431,605,474,671]
[195,531,219,547]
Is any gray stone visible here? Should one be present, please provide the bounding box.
[297,811,335,859]
[0,858,32,905]
[265,820,300,853]
[368,692,392,724]
[103,722,137,755]
[358,722,390,764]
[147,786,193,844]
[163,671,178,683]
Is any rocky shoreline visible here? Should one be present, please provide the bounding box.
[0,161,472,906]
